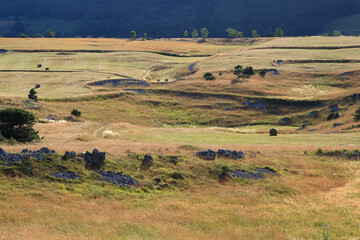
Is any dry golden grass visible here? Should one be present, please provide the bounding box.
[1,36,360,239]
[0,38,238,55]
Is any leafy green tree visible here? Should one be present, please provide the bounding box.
[184,30,188,38]
[32,33,44,38]
[191,28,199,39]
[226,27,239,38]
[0,108,39,142]
[19,33,29,38]
[46,29,56,38]
[252,30,259,38]
[28,88,38,102]
[238,31,243,38]
[130,30,136,39]
[200,28,209,39]
[143,33,147,39]
[333,30,342,36]
[275,28,284,37]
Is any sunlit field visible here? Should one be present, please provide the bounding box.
[0,37,360,239]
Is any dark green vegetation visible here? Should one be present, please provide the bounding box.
[0,108,39,142]
[28,88,38,101]
[354,107,360,121]
[1,0,360,37]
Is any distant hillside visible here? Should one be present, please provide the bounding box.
[324,13,360,36]
[0,0,359,38]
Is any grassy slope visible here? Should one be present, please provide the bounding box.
[0,37,360,239]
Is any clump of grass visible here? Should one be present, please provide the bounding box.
[179,144,201,150]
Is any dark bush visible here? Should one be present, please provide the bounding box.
[71,109,81,117]
[259,70,267,77]
[203,72,216,80]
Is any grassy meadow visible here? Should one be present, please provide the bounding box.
[0,37,360,239]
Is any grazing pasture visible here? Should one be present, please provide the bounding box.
[0,37,360,239]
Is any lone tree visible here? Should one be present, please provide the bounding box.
[0,108,39,142]
[275,28,284,37]
[191,28,199,39]
[226,27,239,38]
[143,33,147,39]
[184,30,188,38]
[32,33,44,38]
[130,30,136,39]
[333,30,342,36]
[20,33,29,38]
[28,88,38,102]
[252,30,259,38]
[46,29,56,38]
[200,28,209,39]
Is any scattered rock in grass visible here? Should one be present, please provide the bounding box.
[37,64,42,68]
[98,170,138,187]
[65,116,79,122]
[0,147,56,166]
[51,172,80,180]
[196,149,216,160]
[0,49,8,54]
[140,154,153,170]
[242,100,265,111]
[35,84,41,88]
[329,105,339,113]
[83,149,106,170]
[92,79,149,87]
[332,123,343,128]
[269,128,278,136]
[124,89,146,94]
[62,151,77,160]
[230,167,277,180]
[348,151,360,160]
[217,149,245,159]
